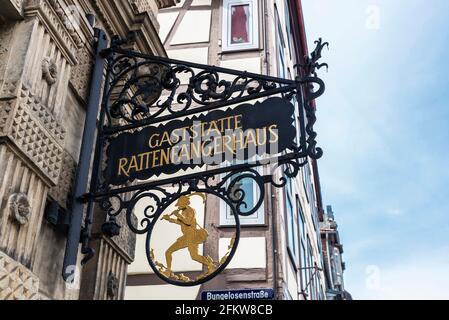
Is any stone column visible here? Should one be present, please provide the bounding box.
[0,0,88,300]
[79,210,136,300]
[0,0,176,300]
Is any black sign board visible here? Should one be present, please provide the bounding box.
[62,35,327,288]
[104,97,296,186]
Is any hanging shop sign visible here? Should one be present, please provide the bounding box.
[62,33,329,287]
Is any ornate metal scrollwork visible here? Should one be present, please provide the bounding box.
[78,35,328,286]
[298,38,329,77]
[101,49,291,131]
[295,38,330,160]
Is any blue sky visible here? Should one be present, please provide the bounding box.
[302,0,449,299]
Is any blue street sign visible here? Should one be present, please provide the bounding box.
[201,289,275,301]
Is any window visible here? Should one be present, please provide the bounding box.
[220,166,265,226]
[302,164,311,203]
[300,242,307,292]
[286,194,297,258]
[297,197,307,280]
[274,6,287,78]
[285,178,299,266]
[297,197,305,241]
[307,236,314,298]
[222,0,259,51]
[311,254,318,300]
[231,5,250,44]
[283,0,293,59]
[301,242,309,296]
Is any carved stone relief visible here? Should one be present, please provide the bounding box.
[0,37,7,55]
[0,251,39,300]
[130,0,153,13]
[8,193,32,225]
[106,271,118,299]
[0,99,14,134]
[24,0,79,65]
[47,0,83,49]
[9,102,64,185]
[110,211,137,262]
[0,20,17,98]
[70,47,93,101]
[19,85,66,144]
[49,151,76,209]
[42,57,58,86]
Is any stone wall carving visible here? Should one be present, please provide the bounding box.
[0,100,15,133]
[157,0,180,9]
[80,239,129,300]
[106,271,119,299]
[47,0,84,48]
[0,32,9,56]
[129,0,152,13]
[1,0,178,301]
[0,22,11,56]
[111,212,137,262]
[8,193,32,225]
[49,151,76,209]
[41,57,59,86]
[0,144,49,269]
[0,20,17,98]
[24,0,79,65]
[4,99,64,186]
[129,0,179,12]
[70,47,93,101]
[20,85,66,144]
[0,251,39,300]
[0,81,20,99]
[11,0,24,12]
[0,84,68,187]
[10,106,63,185]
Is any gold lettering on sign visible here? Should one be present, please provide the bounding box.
[116,114,282,177]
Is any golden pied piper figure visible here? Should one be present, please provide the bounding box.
[161,194,215,278]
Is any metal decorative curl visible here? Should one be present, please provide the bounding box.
[79,34,328,286]
[296,38,330,160]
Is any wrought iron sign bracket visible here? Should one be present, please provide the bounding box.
[62,32,329,286]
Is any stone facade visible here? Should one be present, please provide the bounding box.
[0,251,39,300]
[0,0,177,300]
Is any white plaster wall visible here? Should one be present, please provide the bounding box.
[192,0,212,6]
[219,237,266,269]
[219,57,262,81]
[158,12,179,43]
[167,47,209,64]
[171,10,212,45]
